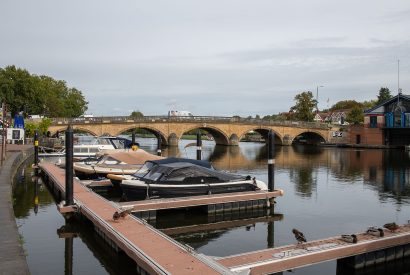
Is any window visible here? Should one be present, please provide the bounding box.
[405,113,410,127]
[370,116,377,128]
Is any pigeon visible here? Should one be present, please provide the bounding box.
[341,234,357,243]
[292,229,307,244]
[384,222,399,232]
[366,227,384,237]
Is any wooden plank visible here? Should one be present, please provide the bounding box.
[217,226,410,274]
[119,190,282,212]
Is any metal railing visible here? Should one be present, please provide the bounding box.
[42,116,331,129]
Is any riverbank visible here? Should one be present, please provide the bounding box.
[0,145,32,275]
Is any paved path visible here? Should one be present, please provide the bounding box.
[0,146,31,275]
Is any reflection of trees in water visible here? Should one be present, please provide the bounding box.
[289,167,316,198]
[377,150,410,204]
[13,165,54,218]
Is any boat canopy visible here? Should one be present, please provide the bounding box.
[141,162,247,184]
[146,157,213,169]
[102,150,163,165]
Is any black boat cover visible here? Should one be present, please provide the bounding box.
[146,157,213,169]
[141,162,246,184]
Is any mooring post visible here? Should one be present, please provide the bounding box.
[65,125,74,206]
[34,129,39,167]
[196,130,202,160]
[268,131,275,192]
[157,135,162,156]
[131,130,137,151]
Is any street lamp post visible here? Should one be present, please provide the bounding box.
[316,85,324,112]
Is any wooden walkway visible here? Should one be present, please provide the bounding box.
[39,162,231,275]
[216,225,410,274]
[119,190,282,212]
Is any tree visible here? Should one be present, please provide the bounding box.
[24,118,52,137]
[130,110,144,119]
[346,106,364,124]
[376,87,392,105]
[0,65,88,117]
[290,91,317,121]
[330,100,362,111]
[38,118,52,135]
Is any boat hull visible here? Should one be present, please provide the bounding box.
[120,180,258,201]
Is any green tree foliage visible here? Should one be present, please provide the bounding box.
[330,100,362,111]
[346,106,364,124]
[0,65,88,117]
[24,122,37,137]
[130,110,144,119]
[376,87,392,105]
[38,118,52,135]
[362,100,377,110]
[290,91,317,121]
[24,118,52,137]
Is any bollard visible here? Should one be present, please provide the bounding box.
[65,125,74,206]
[131,130,138,151]
[196,131,202,160]
[34,129,39,166]
[268,131,275,192]
[157,135,162,156]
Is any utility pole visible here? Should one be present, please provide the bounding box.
[1,102,7,166]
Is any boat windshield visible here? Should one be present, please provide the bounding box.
[133,161,155,178]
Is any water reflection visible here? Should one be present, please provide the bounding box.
[160,142,410,204]
[13,141,410,275]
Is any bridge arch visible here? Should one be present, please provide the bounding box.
[50,126,98,137]
[115,126,168,146]
[238,128,283,145]
[291,131,326,145]
[180,125,230,146]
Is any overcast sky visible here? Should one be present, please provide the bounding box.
[1,0,410,116]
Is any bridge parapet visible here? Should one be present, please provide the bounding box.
[47,116,331,129]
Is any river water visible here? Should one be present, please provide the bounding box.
[13,139,410,274]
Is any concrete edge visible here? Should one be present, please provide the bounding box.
[0,149,33,275]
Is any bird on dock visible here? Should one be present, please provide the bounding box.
[384,222,400,232]
[112,208,133,221]
[292,229,307,245]
[341,234,357,243]
[366,227,384,237]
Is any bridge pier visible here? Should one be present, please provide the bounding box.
[282,134,293,146]
[229,134,239,146]
[168,133,179,147]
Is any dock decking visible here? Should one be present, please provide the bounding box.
[39,162,231,274]
[216,226,410,274]
[119,190,281,212]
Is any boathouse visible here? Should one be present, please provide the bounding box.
[350,93,410,146]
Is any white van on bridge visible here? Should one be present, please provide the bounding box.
[168,110,193,117]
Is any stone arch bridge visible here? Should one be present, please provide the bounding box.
[48,116,341,146]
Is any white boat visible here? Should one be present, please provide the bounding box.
[74,149,163,179]
[39,136,133,159]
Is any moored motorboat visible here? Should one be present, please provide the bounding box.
[74,149,163,179]
[120,158,267,200]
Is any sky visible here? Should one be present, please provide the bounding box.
[1,0,410,117]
